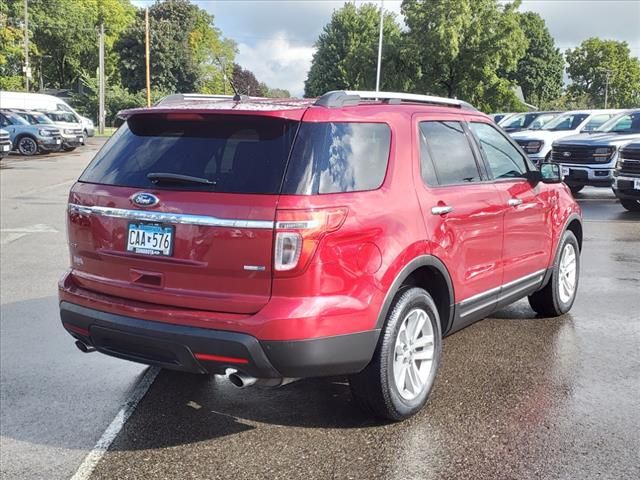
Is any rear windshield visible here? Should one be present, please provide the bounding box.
[80,115,391,195]
[80,114,299,194]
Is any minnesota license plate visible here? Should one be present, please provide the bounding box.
[561,166,570,176]
[127,222,174,256]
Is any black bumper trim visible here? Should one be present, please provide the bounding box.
[60,302,379,379]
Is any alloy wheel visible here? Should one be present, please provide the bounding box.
[558,243,577,303]
[392,308,435,401]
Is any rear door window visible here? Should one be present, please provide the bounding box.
[283,122,391,194]
[419,121,481,186]
[80,114,299,194]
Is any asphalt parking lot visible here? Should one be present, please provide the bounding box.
[1,140,639,480]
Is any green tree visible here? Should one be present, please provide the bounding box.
[304,3,408,97]
[510,11,564,108]
[401,0,528,112]
[0,1,33,90]
[232,64,265,96]
[116,0,234,94]
[0,0,134,90]
[565,38,640,108]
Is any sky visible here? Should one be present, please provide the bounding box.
[133,0,640,96]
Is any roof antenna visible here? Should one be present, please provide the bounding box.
[214,55,242,102]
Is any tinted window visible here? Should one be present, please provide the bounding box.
[283,122,390,194]
[80,114,298,194]
[419,121,480,186]
[470,122,528,179]
[530,113,557,130]
[582,114,615,132]
[598,112,640,133]
[1,112,29,126]
[543,113,589,131]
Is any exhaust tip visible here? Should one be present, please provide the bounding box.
[227,372,257,388]
[75,340,96,353]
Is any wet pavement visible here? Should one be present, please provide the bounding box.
[1,145,639,479]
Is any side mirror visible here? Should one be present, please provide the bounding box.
[539,163,562,184]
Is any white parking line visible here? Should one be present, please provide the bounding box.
[69,366,160,480]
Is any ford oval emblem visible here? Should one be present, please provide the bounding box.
[131,192,159,208]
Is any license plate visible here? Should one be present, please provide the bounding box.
[127,223,174,256]
[1,145,9,151]
[561,166,570,176]
[55,139,61,144]
[635,179,640,190]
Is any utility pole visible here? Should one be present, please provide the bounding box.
[145,8,151,107]
[375,0,384,93]
[98,24,105,135]
[24,0,30,91]
[603,69,612,109]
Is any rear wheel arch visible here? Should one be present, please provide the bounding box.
[376,255,454,335]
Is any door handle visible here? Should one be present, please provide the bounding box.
[431,205,454,215]
[508,198,523,207]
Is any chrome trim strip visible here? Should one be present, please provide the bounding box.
[459,269,546,318]
[68,203,275,229]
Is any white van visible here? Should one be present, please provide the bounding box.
[0,91,94,139]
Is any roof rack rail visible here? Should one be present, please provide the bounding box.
[314,90,477,111]
[155,93,236,106]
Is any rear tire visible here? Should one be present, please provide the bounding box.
[17,136,38,156]
[528,230,580,316]
[349,287,442,421]
[569,185,584,195]
[620,198,640,212]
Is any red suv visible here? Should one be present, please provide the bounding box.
[59,91,582,420]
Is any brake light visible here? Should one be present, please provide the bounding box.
[273,207,348,276]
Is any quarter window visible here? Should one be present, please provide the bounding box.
[283,122,391,194]
[469,122,528,179]
[419,121,481,186]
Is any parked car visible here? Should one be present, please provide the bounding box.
[490,112,516,124]
[42,111,85,151]
[511,110,622,165]
[9,109,64,152]
[611,141,640,212]
[0,128,11,159]
[551,110,640,194]
[0,91,95,139]
[498,111,561,133]
[59,91,583,421]
[0,109,62,155]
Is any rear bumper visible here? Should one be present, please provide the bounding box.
[60,301,379,379]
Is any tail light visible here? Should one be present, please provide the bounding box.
[273,207,348,277]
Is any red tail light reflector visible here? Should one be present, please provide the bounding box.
[194,353,249,364]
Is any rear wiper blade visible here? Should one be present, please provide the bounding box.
[147,172,215,185]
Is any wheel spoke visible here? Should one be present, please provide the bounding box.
[413,335,434,349]
[413,349,433,361]
[412,311,427,342]
[395,362,408,393]
[409,362,422,394]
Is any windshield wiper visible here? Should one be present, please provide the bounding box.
[147,172,216,185]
